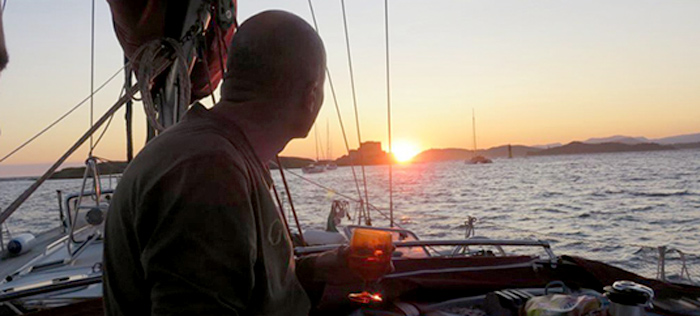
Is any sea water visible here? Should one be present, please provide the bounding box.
[1,149,699,280]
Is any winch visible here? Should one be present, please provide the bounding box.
[604,280,654,316]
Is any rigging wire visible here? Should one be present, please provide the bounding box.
[89,0,96,154]
[306,0,368,215]
[384,0,394,227]
[269,160,402,229]
[340,0,372,225]
[91,85,127,150]
[275,156,306,245]
[0,66,126,164]
[91,114,115,153]
[313,124,320,161]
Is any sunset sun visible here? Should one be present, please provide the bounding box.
[391,140,420,163]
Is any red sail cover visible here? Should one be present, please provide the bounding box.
[107,0,237,101]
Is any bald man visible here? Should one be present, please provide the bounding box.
[104,11,328,315]
[0,11,8,72]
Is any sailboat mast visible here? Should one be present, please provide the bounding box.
[385,0,393,227]
[472,108,477,155]
[326,119,330,160]
[314,124,319,161]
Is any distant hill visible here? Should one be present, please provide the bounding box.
[41,131,700,178]
[49,156,315,179]
[484,145,542,158]
[413,148,472,163]
[584,135,649,145]
[652,133,700,145]
[531,143,563,149]
[528,141,674,156]
[413,145,540,163]
[51,161,129,179]
[269,156,315,169]
[0,176,38,182]
[671,142,700,150]
[581,133,700,146]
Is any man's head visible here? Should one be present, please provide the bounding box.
[220,10,326,138]
[0,12,8,72]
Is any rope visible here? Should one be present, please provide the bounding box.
[384,0,394,227]
[340,0,372,224]
[306,0,367,213]
[132,38,191,132]
[0,66,126,164]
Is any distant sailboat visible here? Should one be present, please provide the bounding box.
[303,124,326,174]
[466,109,492,164]
[302,162,326,174]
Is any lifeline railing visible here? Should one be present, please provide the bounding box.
[655,246,698,286]
[296,238,557,264]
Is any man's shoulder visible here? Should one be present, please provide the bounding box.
[124,124,250,185]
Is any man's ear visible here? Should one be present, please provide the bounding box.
[0,13,8,72]
[303,79,322,114]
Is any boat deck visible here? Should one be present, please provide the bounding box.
[0,227,65,281]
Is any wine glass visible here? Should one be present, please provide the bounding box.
[347,228,393,304]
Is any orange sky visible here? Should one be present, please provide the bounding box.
[1,1,699,176]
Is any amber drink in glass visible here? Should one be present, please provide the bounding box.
[347,228,393,304]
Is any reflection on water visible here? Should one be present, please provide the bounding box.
[1,150,699,278]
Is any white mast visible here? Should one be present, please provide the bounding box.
[472,108,477,156]
[314,124,320,161]
[326,119,331,160]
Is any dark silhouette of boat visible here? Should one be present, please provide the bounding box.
[465,109,492,164]
[467,155,492,164]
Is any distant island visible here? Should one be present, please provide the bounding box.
[527,141,674,156]
[414,132,700,162]
[334,141,392,166]
[269,157,315,169]
[416,140,699,162]
[51,161,129,179]
[50,157,316,179]
[413,145,538,163]
[42,132,700,179]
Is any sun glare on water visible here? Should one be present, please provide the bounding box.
[391,140,420,163]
